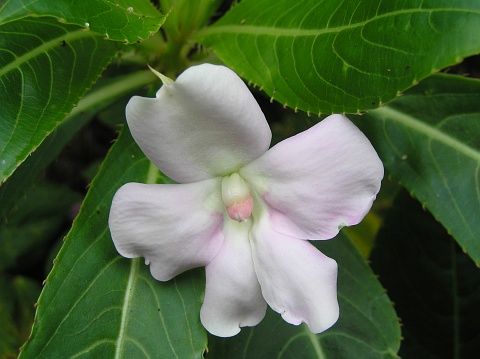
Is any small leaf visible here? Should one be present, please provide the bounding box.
[370,192,480,358]
[355,74,480,265]
[0,0,165,43]
[18,127,207,359]
[208,232,401,359]
[197,0,480,114]
[0,17,117,184]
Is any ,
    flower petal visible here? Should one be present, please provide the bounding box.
[126,64,272,183]
[241,114,384,240]
[251,213,339,333]
[200,219,267,337]
[108,179,224,281]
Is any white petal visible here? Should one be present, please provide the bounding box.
[108,179,224,281]
[126,64,271,183]
[251,213,339,333]
[200,219,267,337]
[241,114,384,240]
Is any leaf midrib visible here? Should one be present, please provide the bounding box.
[198,8,480,38]
[373,106,480,162]
[304,325,327,359]
[115,161,164,359]
[115,257,139,359]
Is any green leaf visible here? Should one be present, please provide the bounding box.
[370,192,480,358]
[354,74,480,265]
[0,69,157,218]
[0,0,165,43]
[208,232,401,359]
[197,0,480,114]
[0,16,117,184]
[18,127,207,359]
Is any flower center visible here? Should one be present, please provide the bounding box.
[221,173,254,222]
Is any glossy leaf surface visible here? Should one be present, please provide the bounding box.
[0,17,117,184]
[198,0,480,114]
[0,0,164,43]
[355,74,480,265]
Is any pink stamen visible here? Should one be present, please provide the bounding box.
[226,196,254,222]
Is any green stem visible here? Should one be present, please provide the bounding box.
[68,70,158,118]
